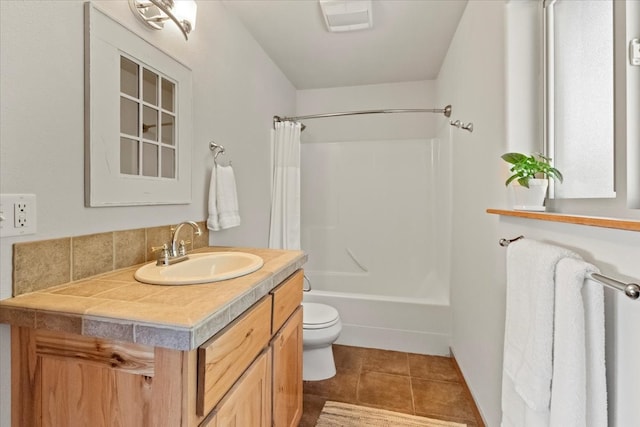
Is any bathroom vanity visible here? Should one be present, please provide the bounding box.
[0,246,306,427]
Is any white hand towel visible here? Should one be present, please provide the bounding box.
[207,164,220,231]
[550,258,607,427]
[216,164,241,229]
[501,239,580,426]
[207,164,241,231]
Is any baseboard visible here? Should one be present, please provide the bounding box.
[336,323,451,356]
[450,348,487,427]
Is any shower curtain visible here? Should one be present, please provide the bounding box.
[269,120,302,250]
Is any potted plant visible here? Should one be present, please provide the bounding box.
[501,152,563,211]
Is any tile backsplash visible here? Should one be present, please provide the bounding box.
[12,221,209,296]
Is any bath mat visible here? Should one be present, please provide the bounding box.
[315,401,467,427]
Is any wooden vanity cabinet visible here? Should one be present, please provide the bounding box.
[269,269,304,427]
[10,268,304,427]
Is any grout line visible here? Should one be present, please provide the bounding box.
[69,236,75,282]
[408,374,416,415]
[111,231,116,272]
[355,367,362,404]
[406,352,417,415]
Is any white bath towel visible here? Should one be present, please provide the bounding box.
[550,258,607,427]
[207,163,240,231]
[501,239,580,427]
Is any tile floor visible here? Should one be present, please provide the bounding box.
[300,345,484,427]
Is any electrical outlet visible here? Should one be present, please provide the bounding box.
[0,194,37,237]
[15,202,28,227]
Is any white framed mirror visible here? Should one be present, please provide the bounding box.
[85,3,193,207]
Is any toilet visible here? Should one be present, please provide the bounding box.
[302,302,342,381]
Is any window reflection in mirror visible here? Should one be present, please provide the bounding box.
[545,0,615,199]
[120,137,139,175]
[119,55,178,179]
[143,69,158,105]
[162,79,175,112]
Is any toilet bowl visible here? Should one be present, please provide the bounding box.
[302,302,342,381]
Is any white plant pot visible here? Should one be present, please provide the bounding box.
[511,178,548,211]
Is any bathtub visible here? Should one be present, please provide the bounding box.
[303,289,452,356]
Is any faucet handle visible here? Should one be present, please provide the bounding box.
[151,243,168,253]
[152,243,171,266]
[178,240,192,256]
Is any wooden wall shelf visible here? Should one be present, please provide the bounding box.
[487,209,640,232]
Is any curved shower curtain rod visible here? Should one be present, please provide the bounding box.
[272,105,452,129]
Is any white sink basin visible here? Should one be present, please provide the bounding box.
[134,252,264,285]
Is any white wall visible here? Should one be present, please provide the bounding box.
[439,1,640,426]
[0,1,296,425]
[436,2,508,424]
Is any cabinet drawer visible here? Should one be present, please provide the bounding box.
[270,269,303,334]
[197,296,272,417]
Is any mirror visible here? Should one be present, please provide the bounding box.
[85,3,192,207]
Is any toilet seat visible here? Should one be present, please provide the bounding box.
[302,302,340,330]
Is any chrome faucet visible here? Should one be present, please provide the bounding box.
[153,221,203,266]
[170,221,202,257]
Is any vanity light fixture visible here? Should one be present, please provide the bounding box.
[129,0,197,40]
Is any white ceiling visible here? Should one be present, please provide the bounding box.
[222,0,468,90]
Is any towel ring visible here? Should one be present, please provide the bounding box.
[209,141,225,160]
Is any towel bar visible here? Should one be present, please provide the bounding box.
[499,236,640,300]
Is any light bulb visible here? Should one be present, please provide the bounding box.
[172,0,197,32]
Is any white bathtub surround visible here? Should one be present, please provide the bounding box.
[269,121,302,250]
[300,138,451,355]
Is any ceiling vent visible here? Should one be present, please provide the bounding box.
[318,0,373,32]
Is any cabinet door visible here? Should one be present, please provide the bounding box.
[12,327,184,427]
[214,349,272,427]
[271,307,303,427]
[40,357,151,427]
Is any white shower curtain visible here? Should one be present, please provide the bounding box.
[269,121,302,250]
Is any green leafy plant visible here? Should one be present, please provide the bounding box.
[501,152,563,188]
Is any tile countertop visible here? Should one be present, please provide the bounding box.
[0,247,307,351]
